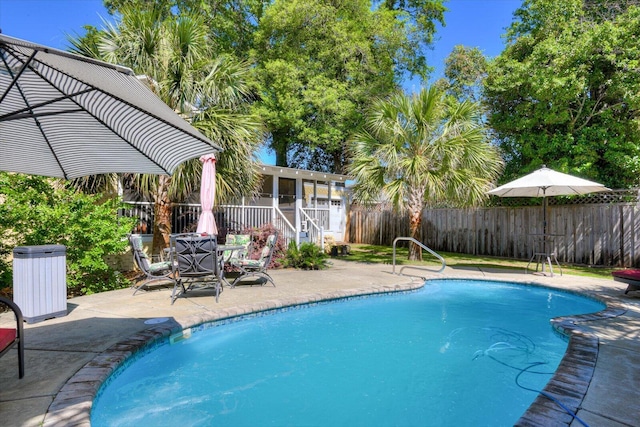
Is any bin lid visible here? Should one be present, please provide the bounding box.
[13,245,66,256]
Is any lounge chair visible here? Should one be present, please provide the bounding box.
[129,234,174,295]
[611,269,640,294]
[0,296,24,379]
[229,232,278,287]
[170,233,223,304]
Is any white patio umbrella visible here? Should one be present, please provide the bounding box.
[487,165,611,251]
[196,153,218,235]
[0,34,221,179]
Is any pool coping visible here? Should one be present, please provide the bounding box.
[517,296,626,425]
[41,279,627,427]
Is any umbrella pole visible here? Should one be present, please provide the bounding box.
[543,195,548,255]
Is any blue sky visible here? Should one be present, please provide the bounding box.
[0,0,521,163]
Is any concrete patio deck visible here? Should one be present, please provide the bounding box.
[1,259,639,426]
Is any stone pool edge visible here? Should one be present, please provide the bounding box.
[516,294,626,426]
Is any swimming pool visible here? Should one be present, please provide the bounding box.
[91,279,604,426]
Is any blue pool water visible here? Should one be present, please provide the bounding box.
[91,279,604,426]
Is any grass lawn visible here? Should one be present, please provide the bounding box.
[339,243,617,280]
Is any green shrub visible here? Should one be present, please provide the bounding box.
[283,241,330,270]
[241,223,286,268]
[0,173,136,295]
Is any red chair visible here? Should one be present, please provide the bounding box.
[611,269,640,295]
[0,296,24,378]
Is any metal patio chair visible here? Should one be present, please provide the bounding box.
[222,233,252,264]
[129,234,174,295]
[229,232,278,287]
[170,233,224,304]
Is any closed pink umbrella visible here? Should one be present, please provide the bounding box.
[196,154,218,235]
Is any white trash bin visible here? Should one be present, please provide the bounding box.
[13,245,67,323]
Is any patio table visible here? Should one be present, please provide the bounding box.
[526,234,563,277]
[163,243,244,261]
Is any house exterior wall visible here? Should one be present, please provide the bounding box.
[254,165,350,243]
[121,165,351,246]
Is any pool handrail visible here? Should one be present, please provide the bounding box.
[392,237,446,276]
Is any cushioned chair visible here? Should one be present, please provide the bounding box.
[0,296,24,379]
[129,234,174,295]
[611,269,640,294]
[230,232,278,287]
[170,233,223,304]
[222,234,252,264]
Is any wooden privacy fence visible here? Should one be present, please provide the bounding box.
[347,202,640,267]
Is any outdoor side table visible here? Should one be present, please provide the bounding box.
[526,234,562,277]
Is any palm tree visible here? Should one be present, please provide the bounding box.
[348,86,503,260]
[68,5,263,254]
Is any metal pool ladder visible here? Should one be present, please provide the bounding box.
[392,237,446,277]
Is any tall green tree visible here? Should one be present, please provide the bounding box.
[583,0,640,21]
[485,0,640,187]
[348,86,503,260]
[103,0,267,58]
[382,0,449,78]
[436,45,488,102]
[251,0,446,172]
[69,4,263,253]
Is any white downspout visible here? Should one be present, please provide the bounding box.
[272,176,278,230]
[295,178,303,246]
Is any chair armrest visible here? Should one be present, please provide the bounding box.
[0,296,25,379]
[0,296,23,325]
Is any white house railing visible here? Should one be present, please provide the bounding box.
[273,206,296,244]
[301,208,329,230]
[121,202,297,244]
[300,208,322,246]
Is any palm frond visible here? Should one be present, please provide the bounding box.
[347,85,503,212]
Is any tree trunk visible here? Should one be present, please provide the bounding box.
[407,188,425,261]
[272,130,289,167]
[275,148,288,168]
[408,209,423,261]
[152,175,172,256]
